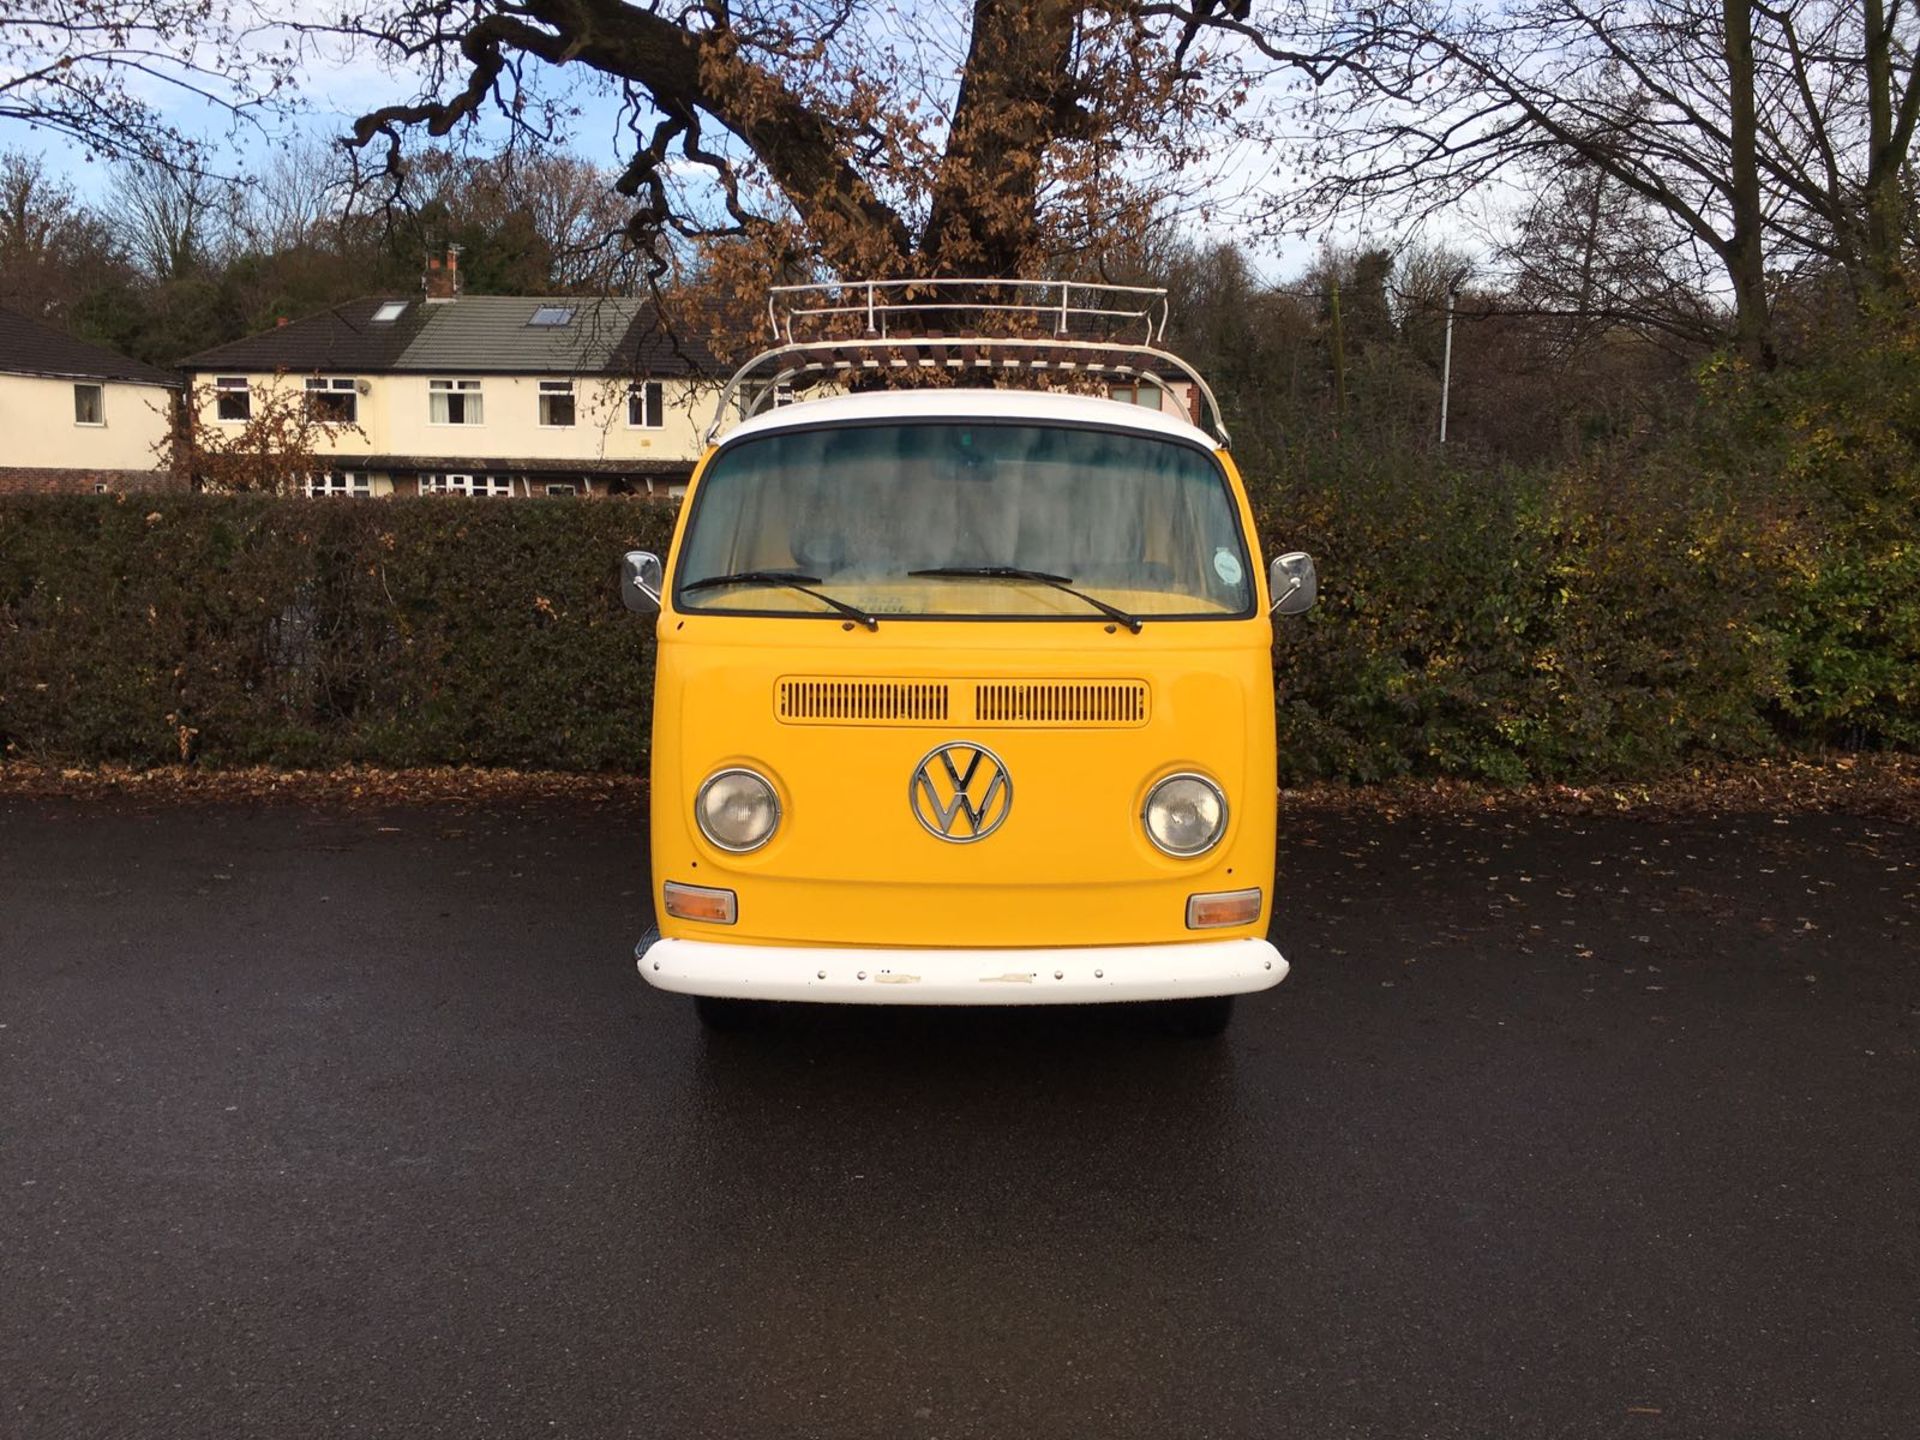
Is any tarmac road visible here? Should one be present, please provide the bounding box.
[1,795,1915,1438]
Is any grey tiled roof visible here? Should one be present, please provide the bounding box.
[177,298,429,373]
[181,295,723,377]
[397,297,633,373]
[0,309,179,387]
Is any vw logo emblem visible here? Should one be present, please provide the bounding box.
[909,742,1013,843]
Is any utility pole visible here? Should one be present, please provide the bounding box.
[1329,278,1346,432]
[1438,273,1462,445]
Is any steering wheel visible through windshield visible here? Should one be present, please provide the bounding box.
[672,421,1256,620]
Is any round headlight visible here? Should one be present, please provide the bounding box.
[695,768,781,852]
[1143,773,1228,857]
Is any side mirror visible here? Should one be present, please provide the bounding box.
[1269,552,1317,616]
[621,550,663,615]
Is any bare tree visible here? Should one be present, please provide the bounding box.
[304,2,1351,281]
[1,0,292,171]
[107,158,234,281]
[1499,163,1724,353]
[0,149,125,321]
[235,139,356,255]
[361,145,638,290]
[1285,1,1920,364]
[0,152,68,268]
[495,151,634,290]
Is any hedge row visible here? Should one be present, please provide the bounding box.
[0,496,677,771]
[2,444,1915,780]
[1252,454,1789,782]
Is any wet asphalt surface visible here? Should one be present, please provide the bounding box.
[1,795,1916,1438]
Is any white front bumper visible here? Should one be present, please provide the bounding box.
[636,936,1287,1005]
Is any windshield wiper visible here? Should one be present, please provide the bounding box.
[908,565,1144,633]
[681,569,878,631]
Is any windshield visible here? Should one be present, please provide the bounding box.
[674,421,1255,620]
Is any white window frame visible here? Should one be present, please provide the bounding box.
[304,376,358,424]
[73,383,104,426]
[371,301,408,323]
[421,472,513,498]
[626,380,664,429]
[538,379,577,428]
[302,471,371,499]
[214,376,251,423]
[429,378,484,426]
[545,482,578,497]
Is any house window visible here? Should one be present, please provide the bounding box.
[545,482,578,497]
[305,377,357,423]
[738,381,792,417]
[538,380,576,428]
[371,301,407,323]
[529,306,575,327]
[421,472,513,498]
[430,379,483,425]
[215,376,251,422]
[1108,383,1163,411]
[73,384,104,425]
[303,472,371,498]
[627,380,664,429]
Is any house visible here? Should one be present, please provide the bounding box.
[178,252,724,499]
[1103,375,1202,423]
[0,309,181,494]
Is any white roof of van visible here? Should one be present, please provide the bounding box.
[717,386,1222,451]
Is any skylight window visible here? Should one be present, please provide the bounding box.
[371,301,407,322]
[528,306,575,327]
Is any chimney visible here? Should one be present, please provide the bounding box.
[424,244,463,303]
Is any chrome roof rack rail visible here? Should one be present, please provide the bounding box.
[767,278,1171,346]
[703,278,1229,447]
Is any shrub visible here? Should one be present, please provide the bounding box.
[0,496,676,770]
[1694,302,1920,749]
[1247,441,1783,781]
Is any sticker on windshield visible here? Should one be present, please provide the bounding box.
[1213,549,1244,586]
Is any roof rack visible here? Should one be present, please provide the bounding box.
[704,279,1229,446]
[768,278,1170,345]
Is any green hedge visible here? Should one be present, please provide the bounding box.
[1250,452,1789,781]
[3,432,1915,780]
[0,496,676,770]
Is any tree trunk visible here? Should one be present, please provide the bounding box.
[920,0,1083,275]
[1860,0,1914,295]
[1329,278,1347,429]
[1722,0,1776,367]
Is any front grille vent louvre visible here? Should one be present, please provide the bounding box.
[779,679,950,723]
[975,681,1149,726]
[777,678,1149,726]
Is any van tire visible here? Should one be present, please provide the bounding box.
[694,995,761,1031]
[1158,995,1234,1037]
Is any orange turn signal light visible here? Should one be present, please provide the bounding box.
[1186,887,1263,930]
[663,881,738,925]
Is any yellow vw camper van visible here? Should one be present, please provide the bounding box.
[624,282,1316,1034]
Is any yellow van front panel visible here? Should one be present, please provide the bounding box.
[649,617,1277,949]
